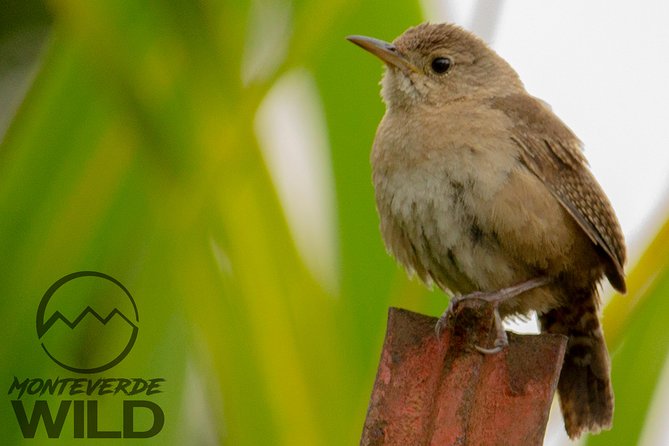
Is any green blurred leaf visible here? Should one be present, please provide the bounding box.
[0,0,429,444]
[585,219,669,446]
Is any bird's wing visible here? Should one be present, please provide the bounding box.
[488,94,626,292]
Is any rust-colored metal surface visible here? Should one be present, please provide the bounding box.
[361,302,567,446]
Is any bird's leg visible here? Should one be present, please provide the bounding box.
[435,276,552,353]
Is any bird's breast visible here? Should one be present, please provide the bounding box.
[371,117,522,293]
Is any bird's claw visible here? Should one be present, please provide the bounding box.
[435,293,462,338]
[475,335,508,355]
[433,278,550,349]
[435,291,510,355]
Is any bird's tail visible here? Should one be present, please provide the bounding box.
[539,289,613,439]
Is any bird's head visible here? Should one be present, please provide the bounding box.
[348,23,524,110]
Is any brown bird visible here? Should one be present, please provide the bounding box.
[348,23,626,439]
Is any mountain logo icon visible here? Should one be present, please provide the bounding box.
[36,271,139,374]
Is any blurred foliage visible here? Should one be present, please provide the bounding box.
[0,1,667,445]
[587,218,669,446]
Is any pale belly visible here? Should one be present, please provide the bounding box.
[374,162,564,317]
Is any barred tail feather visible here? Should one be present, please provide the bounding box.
[540,290,613,439]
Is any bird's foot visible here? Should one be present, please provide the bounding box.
[435,293,461,338]
[435,276,552,352]
[475,308,508,354]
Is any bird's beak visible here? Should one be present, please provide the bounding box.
[347,35,419,74]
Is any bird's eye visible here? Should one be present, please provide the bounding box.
[430,57,452,74]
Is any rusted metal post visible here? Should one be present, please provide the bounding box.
[361,302,567,446]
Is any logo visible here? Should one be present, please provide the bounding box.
[36,271,139,374]
[8,271,165,439]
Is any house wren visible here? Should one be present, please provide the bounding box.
[348,23,626,439]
